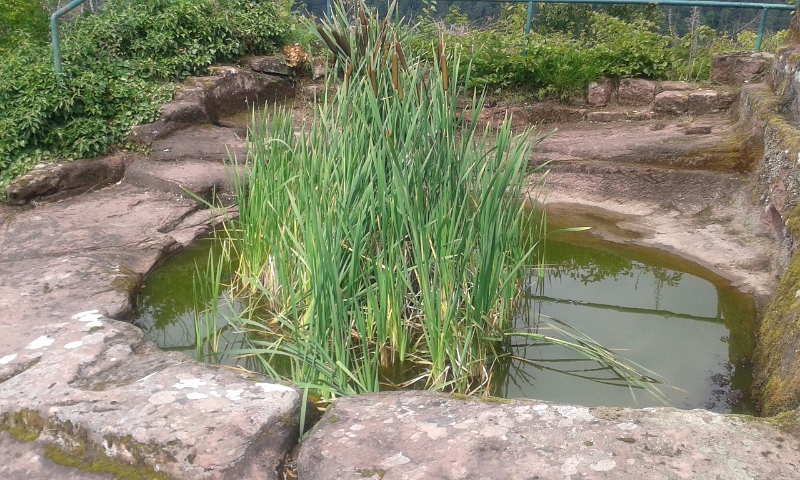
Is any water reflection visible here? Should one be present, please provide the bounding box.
[496,238,758,414]
[134,234,758,414]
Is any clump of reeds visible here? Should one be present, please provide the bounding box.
[197,1,661,405]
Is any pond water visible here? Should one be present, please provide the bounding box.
[134,226,758,415]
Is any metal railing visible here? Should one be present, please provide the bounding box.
[50,0,87,73]
[52,0,797,73]
[519,0,798,51]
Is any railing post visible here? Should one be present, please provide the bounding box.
[755,8,767,52]
[50,0,88,74]
[523,0,535,55]
[525,0,535,36]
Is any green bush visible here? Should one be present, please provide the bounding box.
[0,0,295,192]
[408,8,787,98]
[0,0,50,53]
[409,12,674,98]
[587,13,673,79]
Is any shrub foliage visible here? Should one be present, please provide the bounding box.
[0,0,294,191]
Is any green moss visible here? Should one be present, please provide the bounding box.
[44,445,173,480]
[787,202,800,239]
[1,410,178,479]
[766,410,800,439]
[356,468,386,478]
[448,393,512,404]
[478,396,513,404]
[1,410,46,442]
[754,249,800,415]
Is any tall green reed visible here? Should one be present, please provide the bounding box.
[196,1,662,405]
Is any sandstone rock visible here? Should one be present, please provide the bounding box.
[0,432,113,480]
[688,90,719,114]
[618,78,656,106]
[526,103,586,123]
[129,67,293,146]
[586,79,612,107]
[149,125,246,162]
[685,125,713,135]
[123,157,240,204]
[531,115,737,170]
[627,111,655,121]
[478,104,586,128]
[242,55,291,76]
[659,80,693,92]
[712,52,772,85]
[653,91,688,113]
[5,154,126,205]
[718,88,738,109]
[586,111,627,122]
[299,391,800,480]
[0,176,301,479]
[772,44,800,97]
[506,106,532,127]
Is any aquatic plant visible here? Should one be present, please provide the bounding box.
[197,1,661,406]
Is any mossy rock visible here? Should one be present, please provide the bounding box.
[754,251,800,415]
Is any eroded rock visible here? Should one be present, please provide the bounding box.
[242,55,292,76]
[586,79,612,107]
[712,52,773,86]
[0,165,299,478]
[129,67,293,146]
[6,154,126,205]
[688,90,719,114]
[653,91,688,113]
[617,78,656,106]
[299,391,800,480]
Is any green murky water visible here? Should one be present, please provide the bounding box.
[134,227,758,415]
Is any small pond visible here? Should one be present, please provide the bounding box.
[134,223,758,415]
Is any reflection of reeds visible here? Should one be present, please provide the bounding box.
[195,0,660,411]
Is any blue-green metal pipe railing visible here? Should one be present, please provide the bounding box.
[513,0,799,52]
[50,0,87,74]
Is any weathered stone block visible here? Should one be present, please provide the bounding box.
[717,88,738,110]
[618,78,656,106]
[242,55,292,76]
[688,90,719,114]
[586,79,612,107]
[685,125,713,135]
[653,91,688,113]
[128,67,294,145]
[712,52,773,85]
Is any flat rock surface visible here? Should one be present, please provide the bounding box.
[532,163,778,299]
[124,157,239,203]
[150,125,246,161]
[0,159,299,478]
[299,391,800,480]
[532,115,733,169]
[528,114,778,299]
